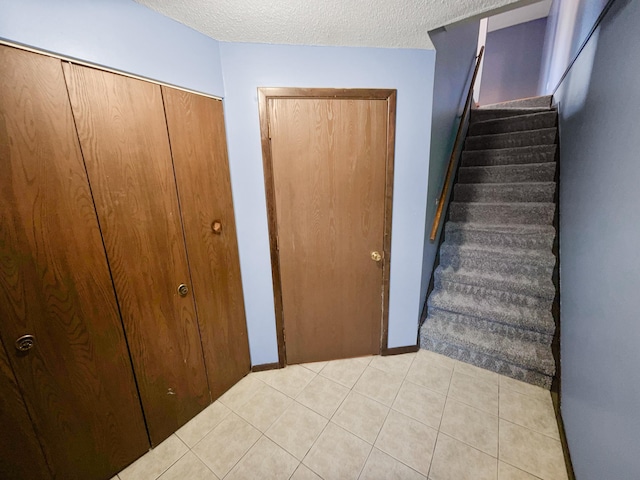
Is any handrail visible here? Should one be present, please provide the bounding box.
[430,45,484,241]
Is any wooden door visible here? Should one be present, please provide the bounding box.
[162,88,251,399]
[262,90,396,364]
[0,46,149,478]
[64,64,210,445]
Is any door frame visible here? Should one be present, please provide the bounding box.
[258,87,397,367]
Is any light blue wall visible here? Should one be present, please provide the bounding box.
[421,21,480,308]
[0,0,224,96]
[219,42,435,364]
[479,18,547,105]
[553,0,640,478]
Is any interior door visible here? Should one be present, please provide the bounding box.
[266,94,393,364]
[162,87,251,400]
[0,45,149,479]
[64,63,210,445]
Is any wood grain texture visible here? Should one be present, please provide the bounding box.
[0,340,51,480]
[64,63,210,445]
[162,87,250,400]
[0,45,149,479]
[268,97,389,364]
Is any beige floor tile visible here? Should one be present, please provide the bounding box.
[498,461,541,479]
[175,401,231,447]
[360,448,426,480]
[296,375,350,418]
[375,410,437,476]
[354,366,403,406]
[118,434,188,480]
[448,371,499,415]
[369,353,416,377]
[499,420,568,480]
[192,413,261,478]
[499,389,559,439]
[157,451,218,480]
[290,464,322,480]
[429,434,497,480]
[301,361,328,373]
[225,436,299,480]
[319,357,369,388]
[302,423,371,480]
[332,391,389,443]
[439,398,498,457]
[235,384,292,432]
[499,375,550,399]
[415,349,456,370]
[405,355,453,395]
[392,380,446,429]
[255,364,316,398]
[454,361,499,384]
[219,374,268,412]
[266,402,328,460]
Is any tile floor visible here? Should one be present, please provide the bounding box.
[114,350,568,480]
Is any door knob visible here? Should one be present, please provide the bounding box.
[15,335,35,352]
[211,220,222,235]
[371,251,382,262]
[177,284,189,297]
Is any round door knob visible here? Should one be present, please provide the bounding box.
[371,251,382,262]
[177,284,189,297]
[15,335,35,352]
[211,220,222,235]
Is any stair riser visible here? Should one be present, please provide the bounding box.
[435,266,556,301]
[469,112,557,136]
[465,129,557,151]
[444,227,554,250]
[449,203,555,225]
[434,279,553,311]
[454,184,555,203]
[427,291,555,335]
[480,95,553,109]
[439,254,554,278]
[458,165,556,184]
[470,109,550,124]
[419,340,552,389]
[461,147,556,167]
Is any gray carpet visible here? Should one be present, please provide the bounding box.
[420,95,558,389]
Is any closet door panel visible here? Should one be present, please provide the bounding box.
[64,63,210,444]
[0,46,149,479]
[162,88,250,399]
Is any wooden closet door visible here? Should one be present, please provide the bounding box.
[162,87,250,400]
[64,63,210,444]
[0,46,149,479]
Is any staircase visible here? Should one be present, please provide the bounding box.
[420,95,558,389]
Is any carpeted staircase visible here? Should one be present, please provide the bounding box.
[420,95,558,389]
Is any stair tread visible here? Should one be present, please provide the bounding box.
[479,95,553,110]
[423,310,555,375]
[446,221,556,235]
[471,110,556,127]
[441,241,556,262]
[428,288,555,334]
[459,163,555,173]
[466,127,557,142]
[468,111,557,137]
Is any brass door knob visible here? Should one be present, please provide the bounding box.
[371,251,382,262]
[177,284,189,297]
[211,220,222,235]
[15,335,35,352]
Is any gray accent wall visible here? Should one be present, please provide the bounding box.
[421,20,480,309]
[553,0,640,477]
[479,18,547,105]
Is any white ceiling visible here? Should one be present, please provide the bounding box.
[134,0,535,50]
[488,0,552,32]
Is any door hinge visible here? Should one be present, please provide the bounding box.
[268,119,272,139]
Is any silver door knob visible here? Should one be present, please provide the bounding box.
[177,284,189,297]
[15,335,35,352]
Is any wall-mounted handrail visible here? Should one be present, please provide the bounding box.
[430,45,484,241]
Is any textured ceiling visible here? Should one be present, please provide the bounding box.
[134,0,533,49]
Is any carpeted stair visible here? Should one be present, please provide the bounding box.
[420,95,558,388]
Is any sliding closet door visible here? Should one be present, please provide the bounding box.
[64,64,210,444]
[162,87,250,399]
[0,46,149,479]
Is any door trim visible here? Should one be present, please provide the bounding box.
[258,88,397,367]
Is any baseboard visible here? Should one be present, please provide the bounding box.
[381,345,419,356]
[553,398,577,480]
[250,362,281,372]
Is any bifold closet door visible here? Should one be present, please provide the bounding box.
[64,63,210,444]
[0,46,149,479]
[162,87,250,399]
